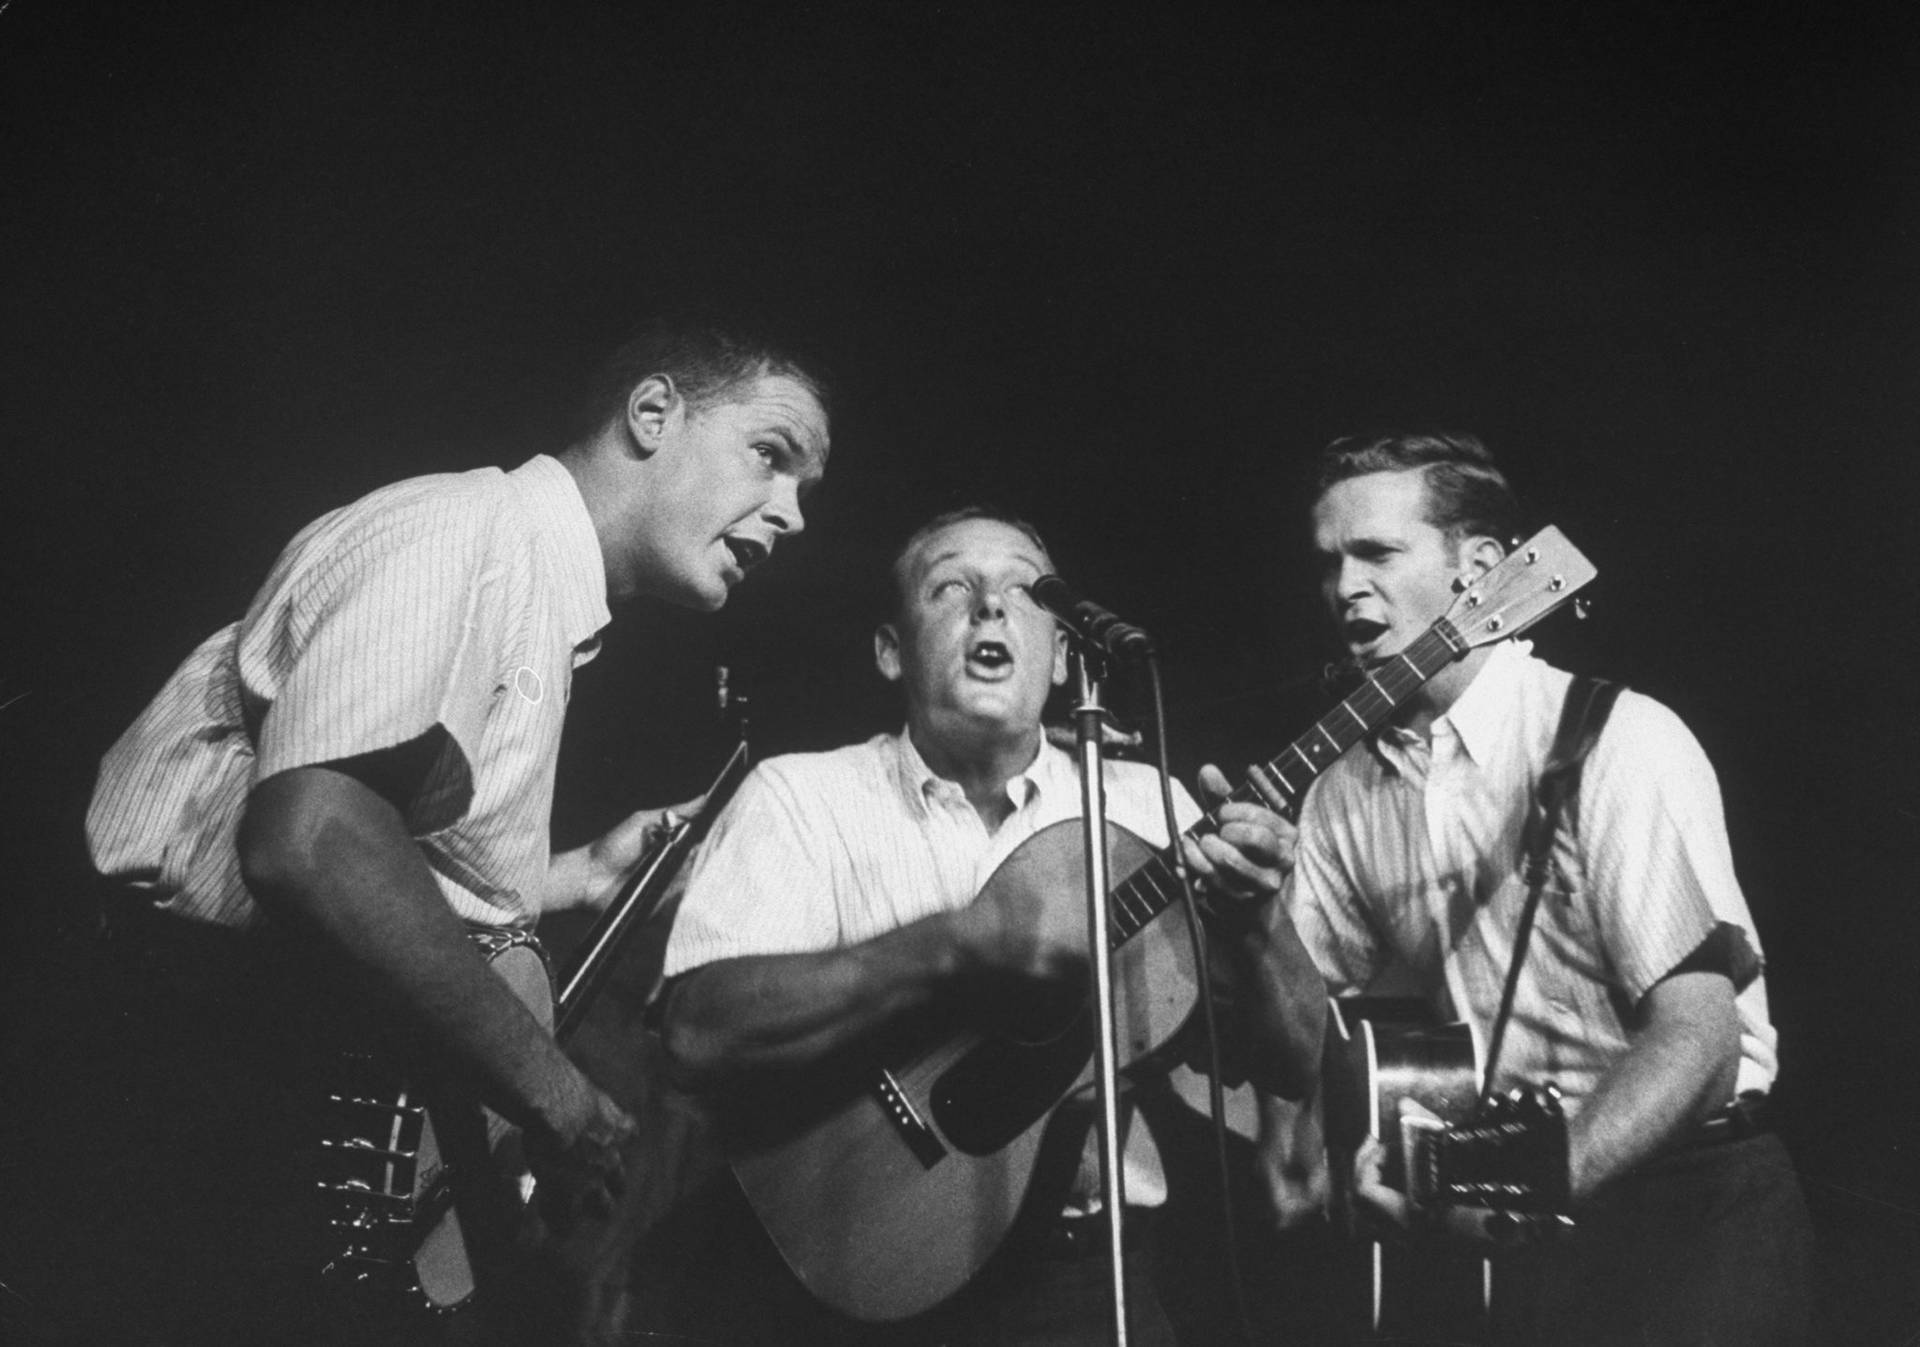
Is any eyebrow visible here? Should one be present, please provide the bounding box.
[759,426,829,491]
[918,550,1045,579]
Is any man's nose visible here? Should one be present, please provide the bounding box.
[1333,557,1370,601]
[973,586,1009,620]
[1328,560,1374,606]
[765,479,805,536]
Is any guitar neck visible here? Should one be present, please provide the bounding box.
[553,740,752,1041]
[1104,620,1467,947]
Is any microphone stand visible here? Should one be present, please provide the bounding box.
[1067,645,1131,1347]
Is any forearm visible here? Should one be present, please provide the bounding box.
[1224,903,1327,1100]
[660,911,972,1088]
[240,768,596,1136]
[539,841,603,916]
[1566,971,1739,1201]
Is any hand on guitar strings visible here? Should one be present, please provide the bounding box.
[1352,1099,1571,1251]
[1181,763,1297,917]
[522,1074,639,1235]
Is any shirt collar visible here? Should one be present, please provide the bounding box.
[1375,639,1533,771]
[888,726,1059,816]
[1442,639,1533,764]
[508,455,610,651]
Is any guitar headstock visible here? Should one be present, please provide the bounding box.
[1445,525,1596,650]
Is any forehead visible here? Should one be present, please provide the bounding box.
[901,518,1053,584]
[1312,470,1439,543]
[712,372,830,467]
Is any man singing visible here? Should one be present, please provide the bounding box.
[655,506,1326,1345]
[1288,432,1812,1345]
[85,316,830,1343]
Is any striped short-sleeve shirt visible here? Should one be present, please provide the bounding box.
[1287,641,1779,1110]
[86,454,609,931]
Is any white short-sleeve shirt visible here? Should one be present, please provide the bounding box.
[663,729,1205,1211]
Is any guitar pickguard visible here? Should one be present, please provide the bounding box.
[931,1008,1094,1156]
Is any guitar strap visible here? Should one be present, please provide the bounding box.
[1477,674,1624,1102]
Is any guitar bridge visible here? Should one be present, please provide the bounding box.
[872,1069,946,1169]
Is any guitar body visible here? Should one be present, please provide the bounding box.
[319,930,549,1312]
[730,817,1200,1323]
[315,744,750,1315]
[1323,997,1491,1342]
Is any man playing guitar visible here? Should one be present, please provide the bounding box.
[85,315,831,1343]
[653,507,1326,1344]
[1287,433,1813,1344]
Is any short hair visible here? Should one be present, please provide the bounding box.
[886,506,1054,618]
[1313,432,1524,547]
[577,313,832,440]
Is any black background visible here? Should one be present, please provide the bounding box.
[2,2,1916,1340]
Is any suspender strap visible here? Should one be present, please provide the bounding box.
[1478,675,1625,1103]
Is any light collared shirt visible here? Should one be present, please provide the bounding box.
[87,454,609,931]
[1288,641,1778,1111]
[665,729,1201,970]
[664,729,1204,1209]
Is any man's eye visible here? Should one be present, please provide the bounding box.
[753,442,779,465]
[931,579,965,597]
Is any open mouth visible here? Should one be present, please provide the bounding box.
[723,536,769,573]
[966,639,1013,674]
[1343,618,1389,649]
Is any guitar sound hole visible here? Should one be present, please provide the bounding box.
[930,1010,1094,1156]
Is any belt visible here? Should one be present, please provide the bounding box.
[1687,1091,1772,1148]
[1036,1208,1151,1261]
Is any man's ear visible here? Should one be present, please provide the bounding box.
[1049,628,1069,687]
[625,374,681,458]
[1460,534,1506,581]
[874,622,904,683]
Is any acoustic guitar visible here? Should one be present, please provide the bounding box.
[316,741,751,1313]
[1322,996,1574,1342]
[1323,997,1492,1340]
[729,527,1596,1322]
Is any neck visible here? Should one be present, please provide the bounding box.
[1398,644,1494,740]
[555,435,637,600]
[908,718,1042,831]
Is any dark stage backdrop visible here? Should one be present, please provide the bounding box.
[2,3,1915,1342]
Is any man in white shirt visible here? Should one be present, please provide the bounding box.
[653,507,1326,1345]
[84,316,831,1343]
[1287,432,1812,1345]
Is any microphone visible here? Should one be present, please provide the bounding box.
[1031,575,1156,660]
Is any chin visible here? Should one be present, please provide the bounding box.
[655,572,730,613]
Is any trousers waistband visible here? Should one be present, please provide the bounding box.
[1687,1091,1772,1148]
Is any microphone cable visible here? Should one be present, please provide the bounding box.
[1142,651,1263,1347]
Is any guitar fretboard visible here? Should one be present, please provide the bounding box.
[1103,619,1467,947]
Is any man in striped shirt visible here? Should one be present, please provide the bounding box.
[83,318,829,1342]
[653,508,1326,1345]
[1287,433,1811,1344]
